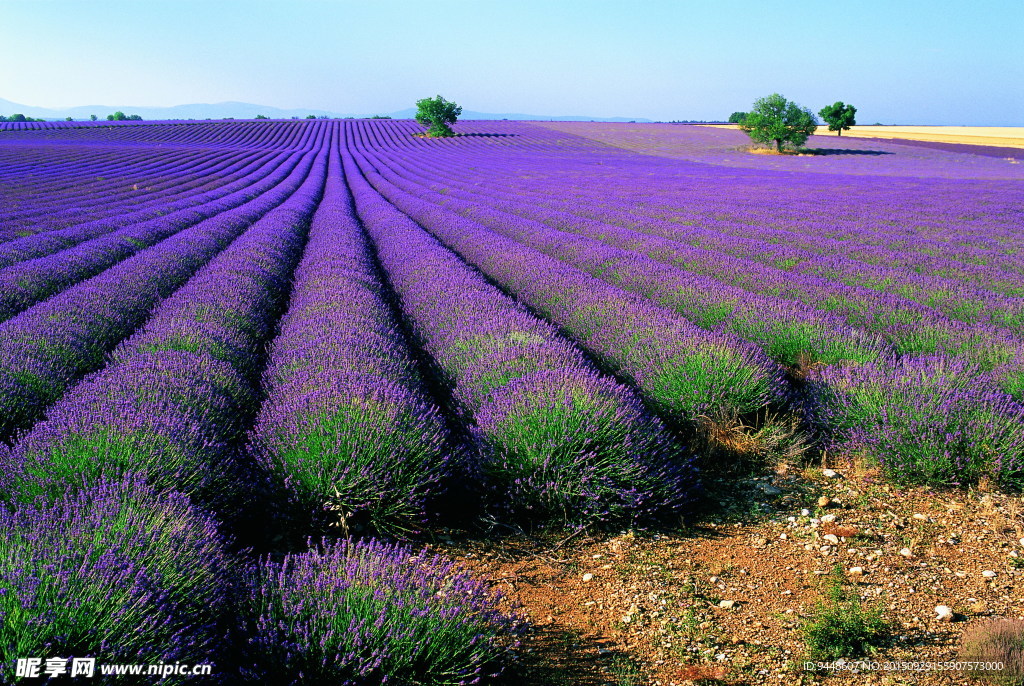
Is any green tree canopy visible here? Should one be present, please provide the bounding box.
[740,94,818,152]
[819,101,857,136]
[728,111,748,124]
[415,95,462,138]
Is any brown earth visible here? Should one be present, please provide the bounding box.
[430,463,1024,685]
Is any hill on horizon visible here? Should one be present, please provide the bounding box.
[0,97,653,123]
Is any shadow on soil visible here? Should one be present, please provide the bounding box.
[803,148,893,156]
[500,625,631,686]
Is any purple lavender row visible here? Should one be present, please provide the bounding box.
[0,144,226,208]
[407,121,1024,255]
[343,150,697,528]
[389,125,1024,293]
[0,488,518,685]
[0,130,299,240]
[0,148,215,223]
[0,149,285,267]
[372,139,1024,342]
[3,124,328,510]
[1,118,317,150]
[377,143,1024,330]
[372,150,1024,399]
[592,203,1024,308]
[345,145,784,439]
[3,129,522,681]
[638,198,1024,274]
[0,122,319,236]
[357,123,1024,486]
[0,129,325,442]
[250,144,452,536]
[0,149,308,323]
[0,152,210,236]
[0,150,256,249]
[360,145,889,372]
[378,130,1024,307]
[0,149,255,240]
[0,478,234,681]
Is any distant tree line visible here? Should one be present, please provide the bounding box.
[1,112,145,123]
[0,114,45,122]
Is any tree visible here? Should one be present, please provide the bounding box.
[740,94,818,152]
[107,111,127,121]
[89,114,98,121]
[8,114,27,122]
[819,101,857,136]
[728,111,748,124]
[65,116,74,121]
[415,95,461,137]
[254,114,269,120]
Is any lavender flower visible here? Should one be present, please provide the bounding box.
[243,538,524,684]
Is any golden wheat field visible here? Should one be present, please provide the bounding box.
[810,125,1024,148]
[707,124,1024,148]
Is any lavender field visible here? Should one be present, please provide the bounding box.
[1,118,1023,683]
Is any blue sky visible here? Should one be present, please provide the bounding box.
[1,0,1021,124]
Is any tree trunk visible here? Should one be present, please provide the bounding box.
[775,139,783,152]
[837,128,842,136]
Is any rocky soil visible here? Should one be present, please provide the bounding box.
[430,461,1024,685]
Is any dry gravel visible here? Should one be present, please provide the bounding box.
[430,462,1024,685]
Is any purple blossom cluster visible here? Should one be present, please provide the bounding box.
[243,538,523,684]
[0,477,234,682]
[807,356,1024,486]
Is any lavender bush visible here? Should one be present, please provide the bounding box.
[0,478,233,682]
[807,356,1024,487]
[243,538,524,684]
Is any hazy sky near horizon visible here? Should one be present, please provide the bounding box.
[2,0,1021,125]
